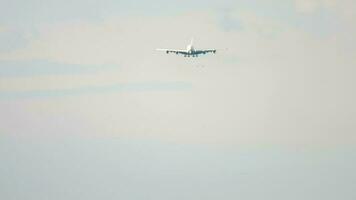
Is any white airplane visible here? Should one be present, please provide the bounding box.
[157,39,216,57]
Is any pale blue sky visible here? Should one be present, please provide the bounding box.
[1,135,356,200]
[1,0,356,199]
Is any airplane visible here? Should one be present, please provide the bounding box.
[156,39,216,57]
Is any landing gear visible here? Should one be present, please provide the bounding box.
[184,54,198,58]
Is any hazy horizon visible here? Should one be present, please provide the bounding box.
[1,0,356,199]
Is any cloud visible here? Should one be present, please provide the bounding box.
[294,0,355,18]
[295,0,330,13]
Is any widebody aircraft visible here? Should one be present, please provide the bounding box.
[157,39,216,57]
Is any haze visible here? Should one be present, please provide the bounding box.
[1,0,356,200]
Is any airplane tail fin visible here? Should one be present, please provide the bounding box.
[190,38,194,46]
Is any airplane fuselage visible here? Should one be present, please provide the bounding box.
[182,45,201,57]
[187,44,194,52]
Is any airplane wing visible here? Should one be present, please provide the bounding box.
[195,49,217,54]
[156,49,187,55]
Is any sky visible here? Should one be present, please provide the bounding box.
[0,0,356,199]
